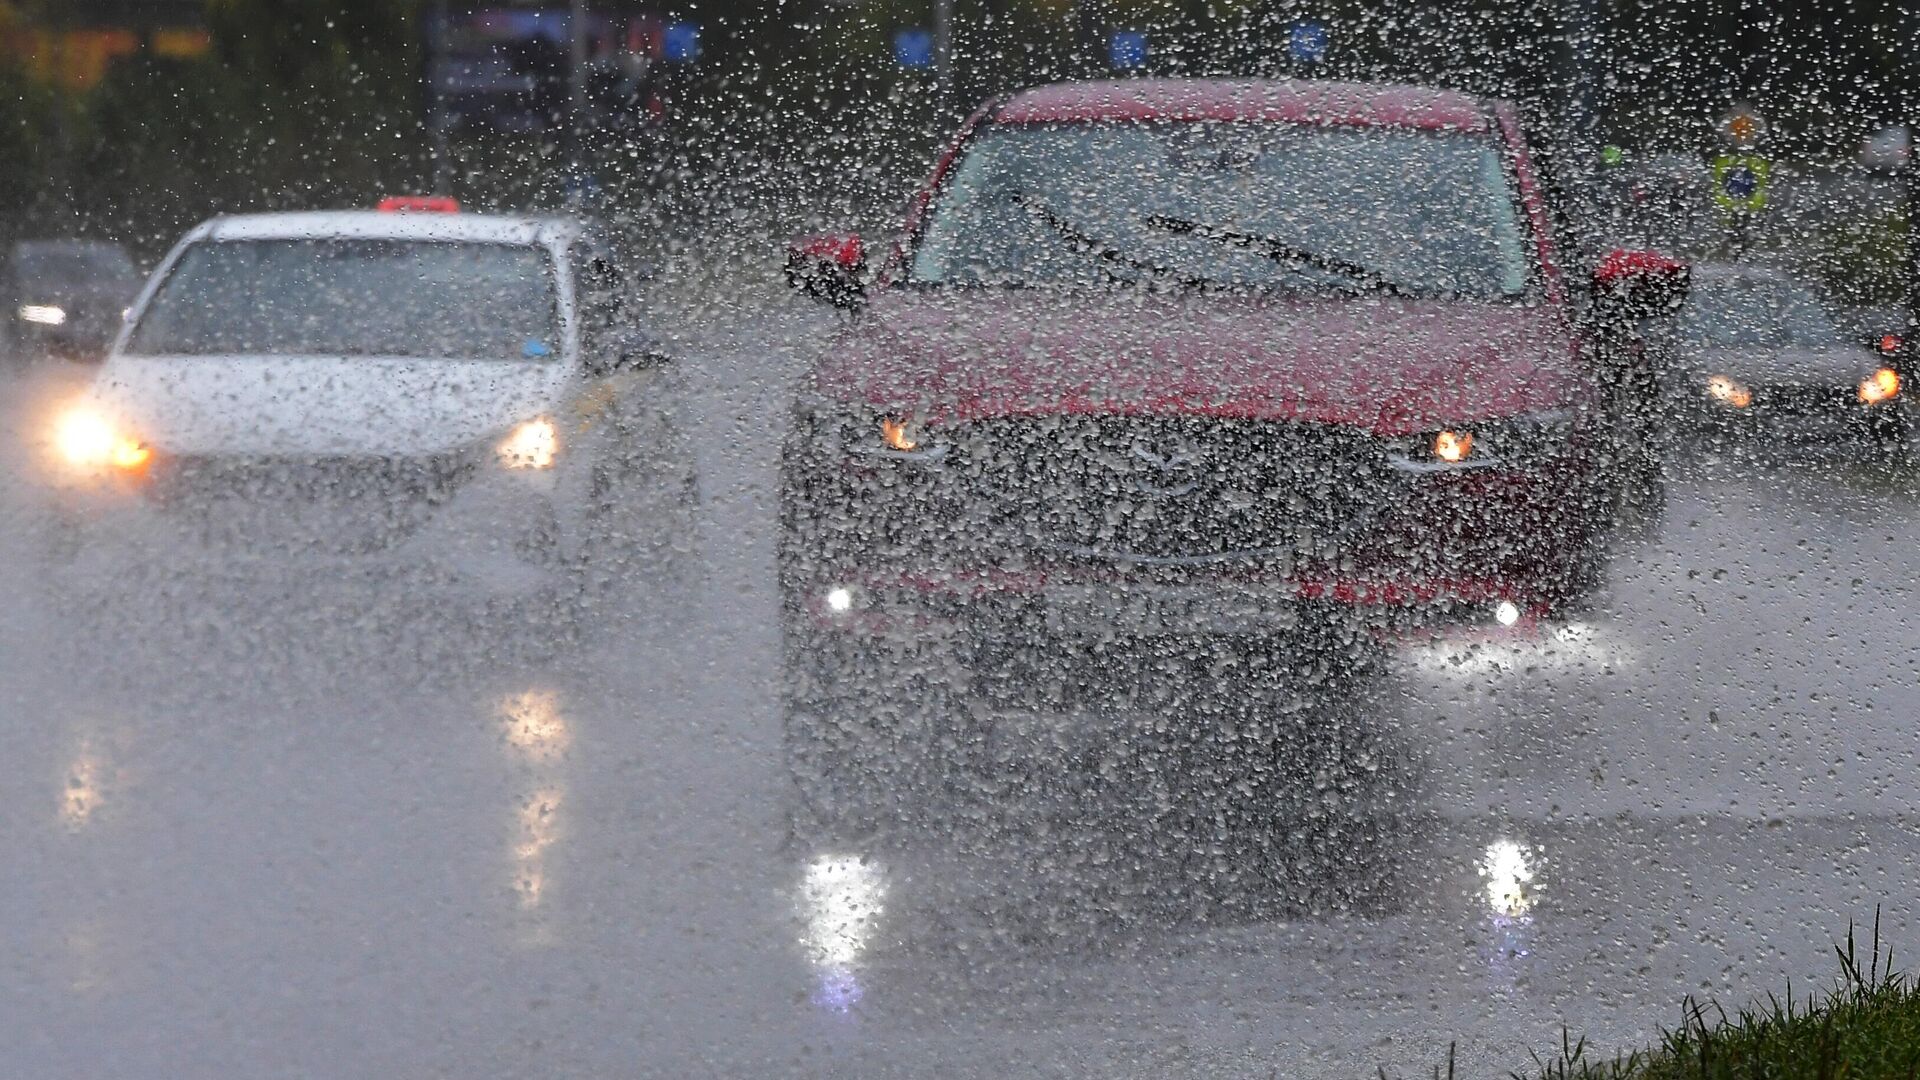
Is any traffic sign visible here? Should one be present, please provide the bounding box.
[1109,30,1147,70]
[1712,153,1770,213]
[663,20,700,63]
[894,28,933,69]
[1288,21,1329,65]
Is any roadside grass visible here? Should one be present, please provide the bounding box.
[1501,914,1920,1079]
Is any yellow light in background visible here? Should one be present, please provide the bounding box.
[55,406,149,470]
[1433,430,1473,463]
[1859,367,1901,405]
[1706,375,1753,408]
[880,417,918,452]
[498,418,558,469]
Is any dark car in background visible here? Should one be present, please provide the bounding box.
[1669,263,1909,456]
[778,78,1687,827]
[4,239,142,362]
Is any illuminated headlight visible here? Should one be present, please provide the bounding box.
[1387,411,1578,473]
[497,419,558,469]
[823,585,858,613]
[1493,600,1522,626]
[54,406,151,470]
[19,304,67,326]
[1705,375,1753,408]
[840,413,948,461]
[1858,367,1900,405]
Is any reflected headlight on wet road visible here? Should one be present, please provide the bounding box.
[1858,367,1900,405]
[54,406,151,471]
[1481,840,1535,917]
[497,418,558,469]
[20,304,67,326]
[1705,375,1752,408]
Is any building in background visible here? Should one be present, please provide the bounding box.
[0,0,208,92]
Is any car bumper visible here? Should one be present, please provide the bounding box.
[1682,390,1911,450]
[43,463,570,599]
[783,454,1597,640]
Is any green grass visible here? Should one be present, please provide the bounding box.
[1505,914,1920,1079]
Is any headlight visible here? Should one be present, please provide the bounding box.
[497,418,558,469]
[1385,410,1576,472]
[19,304,66,326]
[54,406,151,470]
[1705,375,1753,408]
[1433,430,1473,463]
[1858,367,1900,405]
[838,412,948,461]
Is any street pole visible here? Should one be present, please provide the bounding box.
[933,0,953,118]
[1563,0,1603,218]
[568,0,589,176]
[429,0,451,195]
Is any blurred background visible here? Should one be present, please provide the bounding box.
[1,0,1915,303]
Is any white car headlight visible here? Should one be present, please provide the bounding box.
[54,405,151,470]
[497,419,558,469]
[20,304,67,326]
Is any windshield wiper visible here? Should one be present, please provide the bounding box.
[1009,193,1214,291]
[1143,214,1411,298]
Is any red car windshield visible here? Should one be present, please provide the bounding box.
[911,121,1535,300]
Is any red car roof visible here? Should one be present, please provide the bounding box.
[993,78,1492,132]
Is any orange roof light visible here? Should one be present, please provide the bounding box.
[377,196,460,213]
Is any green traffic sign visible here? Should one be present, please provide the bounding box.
[1712,153,1770,213]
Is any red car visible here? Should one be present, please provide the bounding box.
[779,79,1682,818]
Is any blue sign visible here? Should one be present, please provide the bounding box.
[1723,165,1758,198]
[894,28,933,69]
[1109,30,1147,70]
[664,20,700,63]
[1289,21,1330,64]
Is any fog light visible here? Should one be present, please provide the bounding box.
[1859,367,1900,405]
[824,586,855,613]
[1493,600,1521,627]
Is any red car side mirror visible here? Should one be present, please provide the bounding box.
[785,234,867,309]
[1591,249,1690,314]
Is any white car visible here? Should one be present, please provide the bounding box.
[39,206,695,598]
[1670,263,1911,456]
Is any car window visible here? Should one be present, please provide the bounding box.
[1681,275,1844,348]
[125,238,559,359]
[912,122,1535,299]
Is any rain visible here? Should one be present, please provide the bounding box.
[4,1,1920,1076]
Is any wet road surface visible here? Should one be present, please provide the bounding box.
[4,269,1920,1078]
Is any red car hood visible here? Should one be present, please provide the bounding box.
[814,290,1584,436]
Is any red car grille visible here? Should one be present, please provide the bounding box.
[948,416,1392,565]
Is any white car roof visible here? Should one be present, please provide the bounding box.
[195,210,582,247]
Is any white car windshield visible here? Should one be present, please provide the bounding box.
[125,238,560,359]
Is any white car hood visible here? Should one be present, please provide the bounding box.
[91,355,573,457]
